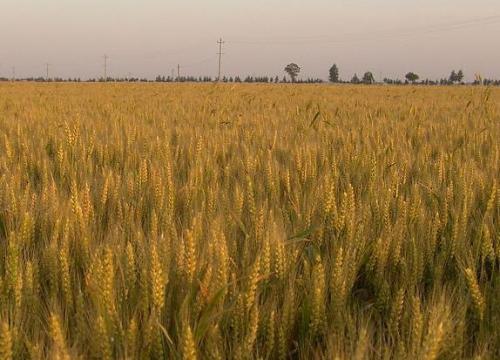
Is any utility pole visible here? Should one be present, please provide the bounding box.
[11,66,15,81]
[177,64,180,81]
[103,54,108,81]
[217,37,225,82]
[45,63,50,81]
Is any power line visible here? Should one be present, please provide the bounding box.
[2,14,499,80]
[227,14,500,45]
[103,54,108,81]
[181,56,218,69]
[217,38,225,81]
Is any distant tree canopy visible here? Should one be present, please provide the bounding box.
[449,69,464,84]
[362,71,375,84]
[284,63,301,83]
[449,70,457,83]
[329,64,340,83]
[405,72,420,83]
[9,63,500,85]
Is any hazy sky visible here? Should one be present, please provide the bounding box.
[1,0,499,80]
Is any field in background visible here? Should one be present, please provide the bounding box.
[0,83,498,359]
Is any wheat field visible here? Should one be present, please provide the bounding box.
[0,83,498,359]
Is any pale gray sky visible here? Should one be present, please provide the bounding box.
[1,0,499,80]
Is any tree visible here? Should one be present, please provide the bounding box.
[351,73,360,84]
[362,71,375,84]
[405,72,419,84]
[284,63,301,83]
[329,64,340,83]
[449,70,457,83]
[448,70,464,84]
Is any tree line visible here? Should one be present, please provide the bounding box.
[1,63,499,85]
[286,62,500,85]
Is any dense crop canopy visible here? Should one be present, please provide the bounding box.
[0,83,498,359]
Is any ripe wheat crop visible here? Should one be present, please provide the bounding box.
[0,83,498,359]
